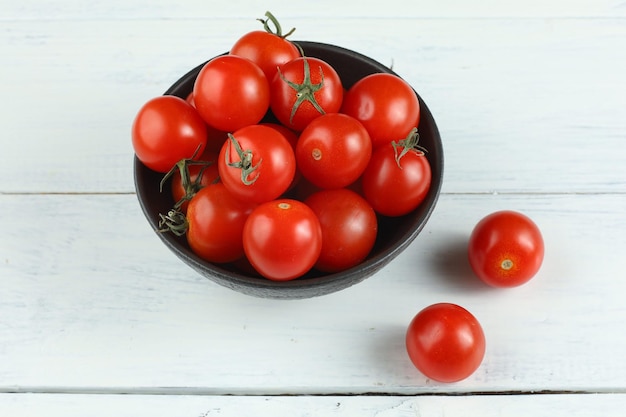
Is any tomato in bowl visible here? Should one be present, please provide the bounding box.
[133,41,444,299]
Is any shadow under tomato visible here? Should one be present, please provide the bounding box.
[366,323,423,381]
[428,233,491,293]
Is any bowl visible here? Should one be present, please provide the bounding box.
[134,41,444,299]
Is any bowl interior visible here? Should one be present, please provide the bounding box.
[134,41,443,299]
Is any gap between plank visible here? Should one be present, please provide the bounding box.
[0,386,623,396]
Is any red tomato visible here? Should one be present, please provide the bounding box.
[193,55,270,132]
[361,130,431,216]
[468,210,545,287]
[243,199,322,281]
[341,72,420,149]
[261,122,302,191]
[304,188,378,273]
[260,122,299,149]
[296,113,371,189]
[406,303,486,383]
[170,152,220,213]
[132,95,207,173]
[185,90,232,151]
[218,124,296,204]
[186,182,256,264]
[230,36,299,84]
[270,56,343,131]
[230,12,299,82]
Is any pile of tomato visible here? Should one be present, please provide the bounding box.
[132,12,545,384]
[132,12,431,281]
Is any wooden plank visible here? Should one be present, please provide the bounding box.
[2,193,625,393]
[4,0,625,19]
[1,393,625,417]
[1,17,624,194]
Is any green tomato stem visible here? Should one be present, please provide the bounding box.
[277,54,326,126]
[225,134,262,186]
[391,128,428,169]
[157,209,188,236]
[258,11,295,38]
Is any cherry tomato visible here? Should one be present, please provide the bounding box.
[468,210,545,287]
[261,122,302,191]
[218,124,296,204]
[304,188,378,273]
[243,199,322,281]
[341,72,420,149]
[296,113,371,189]
[270,56,343,131]
[230,30,300,82]
[132,95,207,173]
[186,182,256,264]
[170,152,220,213]
[230,12,299,83]
[361,130,431,216]
[231,33,299,82]
[193,55,270,132]
[261,122,298,147]
[406,303,486,383]
[185,91,229,155]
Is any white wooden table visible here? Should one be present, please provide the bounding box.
[2,1,625,415]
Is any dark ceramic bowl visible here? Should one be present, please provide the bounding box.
[134,41,443,299]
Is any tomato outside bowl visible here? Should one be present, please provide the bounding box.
[133,41,444,300]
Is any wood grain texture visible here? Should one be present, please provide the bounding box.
[2,193,625,394]
[3,0,626,19]
[1,393,626,417]
[1,15,624,193]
